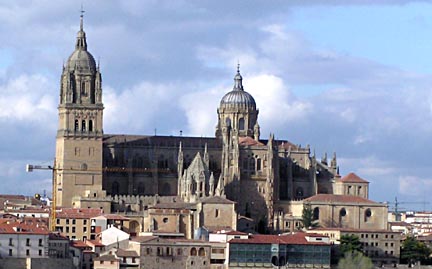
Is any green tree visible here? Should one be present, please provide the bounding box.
[337,251,374,269]
[401,236,432,266]
[339,234,362,254]
[301,204,319,229]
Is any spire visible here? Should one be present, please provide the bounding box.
[233,63,244,91]
[75,6,87,51]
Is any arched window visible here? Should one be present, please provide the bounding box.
[74,120,79,131]
[138,182,145,194]
[215,209,219,218]
[190,247,197,256]
[256,158,262,171]
[88,120,93,132]
[198,248,205,256]
[239,118,245,130]
[111,181,119,195]
[225,117,231,127]
[81,120,86,131]
[271,256,279,266]
[364,208,372,222]
[340,208,347,217]
[279,256,286,266]
[313,207,320,220]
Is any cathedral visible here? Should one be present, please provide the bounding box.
[54,15,388,233]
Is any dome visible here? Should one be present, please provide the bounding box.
[67,49,96,73]
[220,89,256,109]
[65,14,96,73]
[220,68,256,110]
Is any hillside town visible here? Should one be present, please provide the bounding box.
[2,8,432,269]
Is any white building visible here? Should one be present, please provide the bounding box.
[0,221,49,258]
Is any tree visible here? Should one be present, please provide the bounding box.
[400,236,432,266]
[337,251,374,269]
[339,234,362,254]
[301,204,319,229]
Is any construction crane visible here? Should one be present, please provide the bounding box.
[387,197,429,221]
[26,161,176,232]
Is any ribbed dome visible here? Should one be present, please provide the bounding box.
[67,49,96,72]
[220,68,256,110]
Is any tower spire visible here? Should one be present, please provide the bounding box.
[75,5,87,50]
[80,5,85,31]
[233,62,244,91]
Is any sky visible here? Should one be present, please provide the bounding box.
[0,0,432,211]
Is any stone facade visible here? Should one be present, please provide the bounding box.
[55,16,388,232]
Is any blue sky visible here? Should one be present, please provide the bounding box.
[0,1,431,210]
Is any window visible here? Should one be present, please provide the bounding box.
[190,247,197,256]
[81,120,86,131]
[39,239,43,247]
[89,120,93,132]
[9,238,13,246]
[177,248,182,255]
[83,227,87,233]
[256,158,261,171]
[9,249,12,256]
[215,209,219,218]
[83,220,87,225]
[26,249,30,256]
[66,227,69,233]
[72,219,76,225]
[340,208,347,217]
[66,219,69,225]
[163,218,168,223]
[39,249,42,256]
[364,209,372,222]
[198,248,206,256]
[74,120,79,131]
[313,207,320,220]
[239,118,245,130]
[56,219,60,225]
[72,227,76,233]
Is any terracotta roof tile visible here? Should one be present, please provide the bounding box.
[229,233,329,245]
[304,194,379,205]
[56,208,103,219]
[0,221,48,235]
[238,137,264,147]
[340,172,369,183]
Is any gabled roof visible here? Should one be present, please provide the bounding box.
[238,136,264,147]
[304,194,380,205]
[116,249,139,257]
[340,172,369,183]
[200,196,235,204]
[94,254,120,262]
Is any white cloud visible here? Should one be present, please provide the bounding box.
[0,74,57,123]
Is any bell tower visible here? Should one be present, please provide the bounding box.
[55,12,106,209]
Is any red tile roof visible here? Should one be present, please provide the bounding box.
[0,221,49,235]
[229,232,329,245]
[238,137,264,147]
[56,208,103,219]
[340,172,369,183]
[304,194,379,205]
